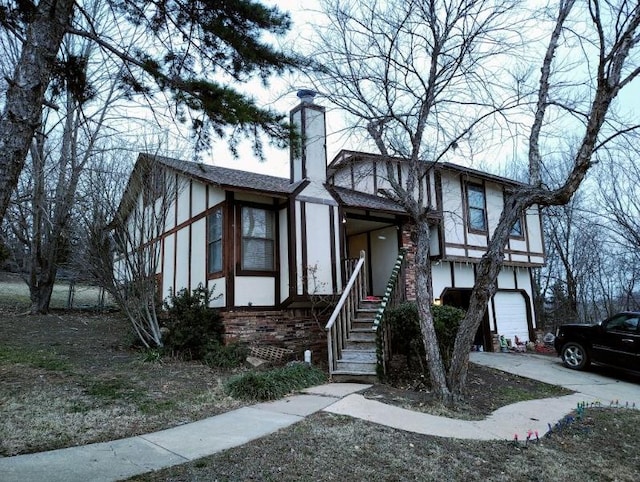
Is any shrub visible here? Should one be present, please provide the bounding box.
[387,302,465,371]
[162,284,224,360]
[224,363,327,401]
[203,342,249,369]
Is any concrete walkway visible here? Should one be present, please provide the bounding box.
[1,353,639,482]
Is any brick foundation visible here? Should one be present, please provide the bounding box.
[221,308,327,365]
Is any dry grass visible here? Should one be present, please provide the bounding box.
[2,277,639,480]
[130,409,640,481]
[0,309,247,456]
[131,409,640,482]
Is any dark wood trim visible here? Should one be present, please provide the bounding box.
[345,212,398,223]
[450,260,456,287]
[490,295,497,332]
[172,173,178,295]
[443,241,544,258]
[225,191,235,308]
[329,205,338,293]
[188,180,193,290]
[372,161,378,194]
[288,195,297,298]
[350,163,355,190]
[273,198,281,304]
[338,205,347,287]
[300,201,308,295]
[435,171,445,257]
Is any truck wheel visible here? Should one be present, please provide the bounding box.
[561,342,590,370]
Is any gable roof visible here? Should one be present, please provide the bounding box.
[328,149,526,187]
[143,154,306,195]
[329,185,405,214]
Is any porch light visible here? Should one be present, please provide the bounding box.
[434,298,442,306]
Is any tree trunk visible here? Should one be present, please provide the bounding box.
[0,0,74,223]
[30,278,55,315]
[414,220,452,404]
[447,200,522,398]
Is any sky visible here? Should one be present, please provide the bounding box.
[170,0,640,182]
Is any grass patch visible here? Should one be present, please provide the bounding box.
[137,400,178,414]
[0,344,71,372]
[225,363,327,401]
[128,408,640,481]
[85,378,145,403]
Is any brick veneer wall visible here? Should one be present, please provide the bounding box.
[401,226,417,301]
[221,308,327,364]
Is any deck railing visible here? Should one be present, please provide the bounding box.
[372,248,408,376]
[325,250,367,376]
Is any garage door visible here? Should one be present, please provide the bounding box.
[494,291,530,344]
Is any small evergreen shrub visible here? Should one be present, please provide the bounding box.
[224,363,327,401]
[203,342,249,369]
[162,284,224,360]
[387,301,465,371]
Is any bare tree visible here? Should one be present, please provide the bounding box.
[87,156,177,348]
[308,0,640,403]
[0,0,298,224]
[1,2,134,313]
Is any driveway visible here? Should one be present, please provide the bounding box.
[470,351,640,405]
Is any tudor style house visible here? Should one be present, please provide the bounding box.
[115,92,544,379]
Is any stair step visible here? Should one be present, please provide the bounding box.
[348,331,376,342]
[340,350,377,363]
[343,340,376,351]
[335,360,377,372]
[351,321,375,330]
[331,371,378,384]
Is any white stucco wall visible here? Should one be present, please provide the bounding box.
[190,219,206,291]
[304,203,334,295]
[235,277,275,306]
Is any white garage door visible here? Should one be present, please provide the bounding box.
[494,292,530,344]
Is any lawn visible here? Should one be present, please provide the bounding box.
[0,281,638,480]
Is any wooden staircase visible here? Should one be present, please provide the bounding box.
[326,249,407,383]
[331,301,380,383]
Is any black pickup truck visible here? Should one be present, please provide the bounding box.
[554,312,640,372]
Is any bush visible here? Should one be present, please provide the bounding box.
[203,342,249,369]
[387,302,465,371]
[162,284,224,360]
[224,363,327,401]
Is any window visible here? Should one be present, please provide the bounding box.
[467,184,487,231]
[510,218,523,237]
[607,314,639,333]
[241,207,275,271]
[207,208,223,274]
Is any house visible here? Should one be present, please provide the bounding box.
[116,91,545,377]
